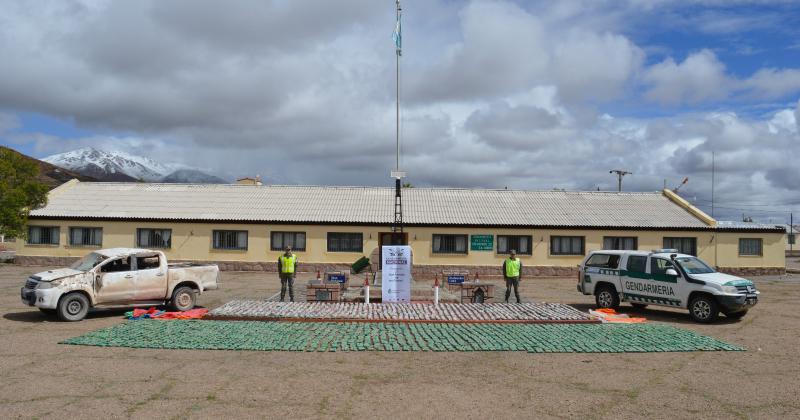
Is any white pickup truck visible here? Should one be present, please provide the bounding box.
[577,249,759,323]
[20,248,219,321]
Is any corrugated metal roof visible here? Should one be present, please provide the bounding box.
[716,221,787,231]
[30,182,715,229]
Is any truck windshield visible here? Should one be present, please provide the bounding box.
[69,252,108,272]
[675,257,715,274]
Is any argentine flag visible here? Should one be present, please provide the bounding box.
[392,13,401,55]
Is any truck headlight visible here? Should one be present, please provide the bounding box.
[720,285,739,294]
[37,280,60,289]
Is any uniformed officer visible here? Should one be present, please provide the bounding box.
[502,249,522,303]
[277,246,298,302]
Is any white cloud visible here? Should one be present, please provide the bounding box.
[642,50,731,105]
[768,108,797,134]
[743,69,800,100]
[551,30,644,102]
[796,100,800,131]
[407,1,550,103]
[407,0,643,104]
[0,0,799,222]
[642,52,800,106]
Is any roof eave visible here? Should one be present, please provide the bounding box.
[27,215,721,231]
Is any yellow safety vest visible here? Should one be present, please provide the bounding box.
[505,258,521,278]
[279,255,297,274]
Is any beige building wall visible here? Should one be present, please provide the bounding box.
[0,235,17,251]
[715,232,785,268]
[19,219,784,270]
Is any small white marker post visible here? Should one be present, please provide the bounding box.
[364,274,370,304]
[433,274,440,306]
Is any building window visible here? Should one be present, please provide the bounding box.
[497,235,532,255]
[327,232,363,252]
[271,231,306,251]
[213,230,248,250]
[432,234,468,254]
[137,229,172,249]
[550,236,585,255]
[603,236,638,250]
[27,226,59,245]
[739,238,762,256]
[69,227,102,247]
[663,237,697,256]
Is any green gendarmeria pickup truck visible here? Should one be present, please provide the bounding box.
[577,249,758,323]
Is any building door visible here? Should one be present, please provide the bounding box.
[378,232,408,269]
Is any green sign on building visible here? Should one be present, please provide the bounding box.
[470,235,494,251]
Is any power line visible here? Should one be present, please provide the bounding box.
[693,204,797,215]
[692,198,800,208]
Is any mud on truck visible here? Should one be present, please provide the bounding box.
[20,248,220,321]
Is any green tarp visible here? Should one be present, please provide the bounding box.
[62,320,743,353]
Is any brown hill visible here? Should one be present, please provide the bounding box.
[1,145,97,189]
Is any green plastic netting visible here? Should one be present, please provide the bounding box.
[61,320,743,353]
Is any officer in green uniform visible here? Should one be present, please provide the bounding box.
[278,246,298,302]
[502,249,522,303]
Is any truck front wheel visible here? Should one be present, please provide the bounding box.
[595,284,620,309]
[170,286,196,312]
[689,295,719,323]
[57,292,90,322]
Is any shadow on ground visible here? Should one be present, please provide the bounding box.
[568,302,743,325]
[4,307,134,323]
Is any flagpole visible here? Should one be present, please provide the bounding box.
[391,0,404,240]
[395,0,401,173]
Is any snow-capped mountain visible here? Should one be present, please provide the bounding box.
[42,147,227,184]
[161,169,228,184]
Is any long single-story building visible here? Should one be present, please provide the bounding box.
[16,180,786,276]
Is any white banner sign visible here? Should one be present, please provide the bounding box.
[381,245,412,302]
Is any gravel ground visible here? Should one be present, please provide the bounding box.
[2,265,799,419]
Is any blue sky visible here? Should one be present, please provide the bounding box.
[0,0,798,222]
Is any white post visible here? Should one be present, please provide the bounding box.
[433,274,440,305]
[364,274,370,304]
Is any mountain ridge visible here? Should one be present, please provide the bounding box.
[42,147,228,184]
[0,146,98,189]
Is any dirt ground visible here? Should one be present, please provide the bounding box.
[2,265,799,419]
[786,256,800,271]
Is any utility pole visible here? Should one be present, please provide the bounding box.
[791,212,795,254]
[609,170,632,192]
[711,150,715,218]
[390,0,405,244]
